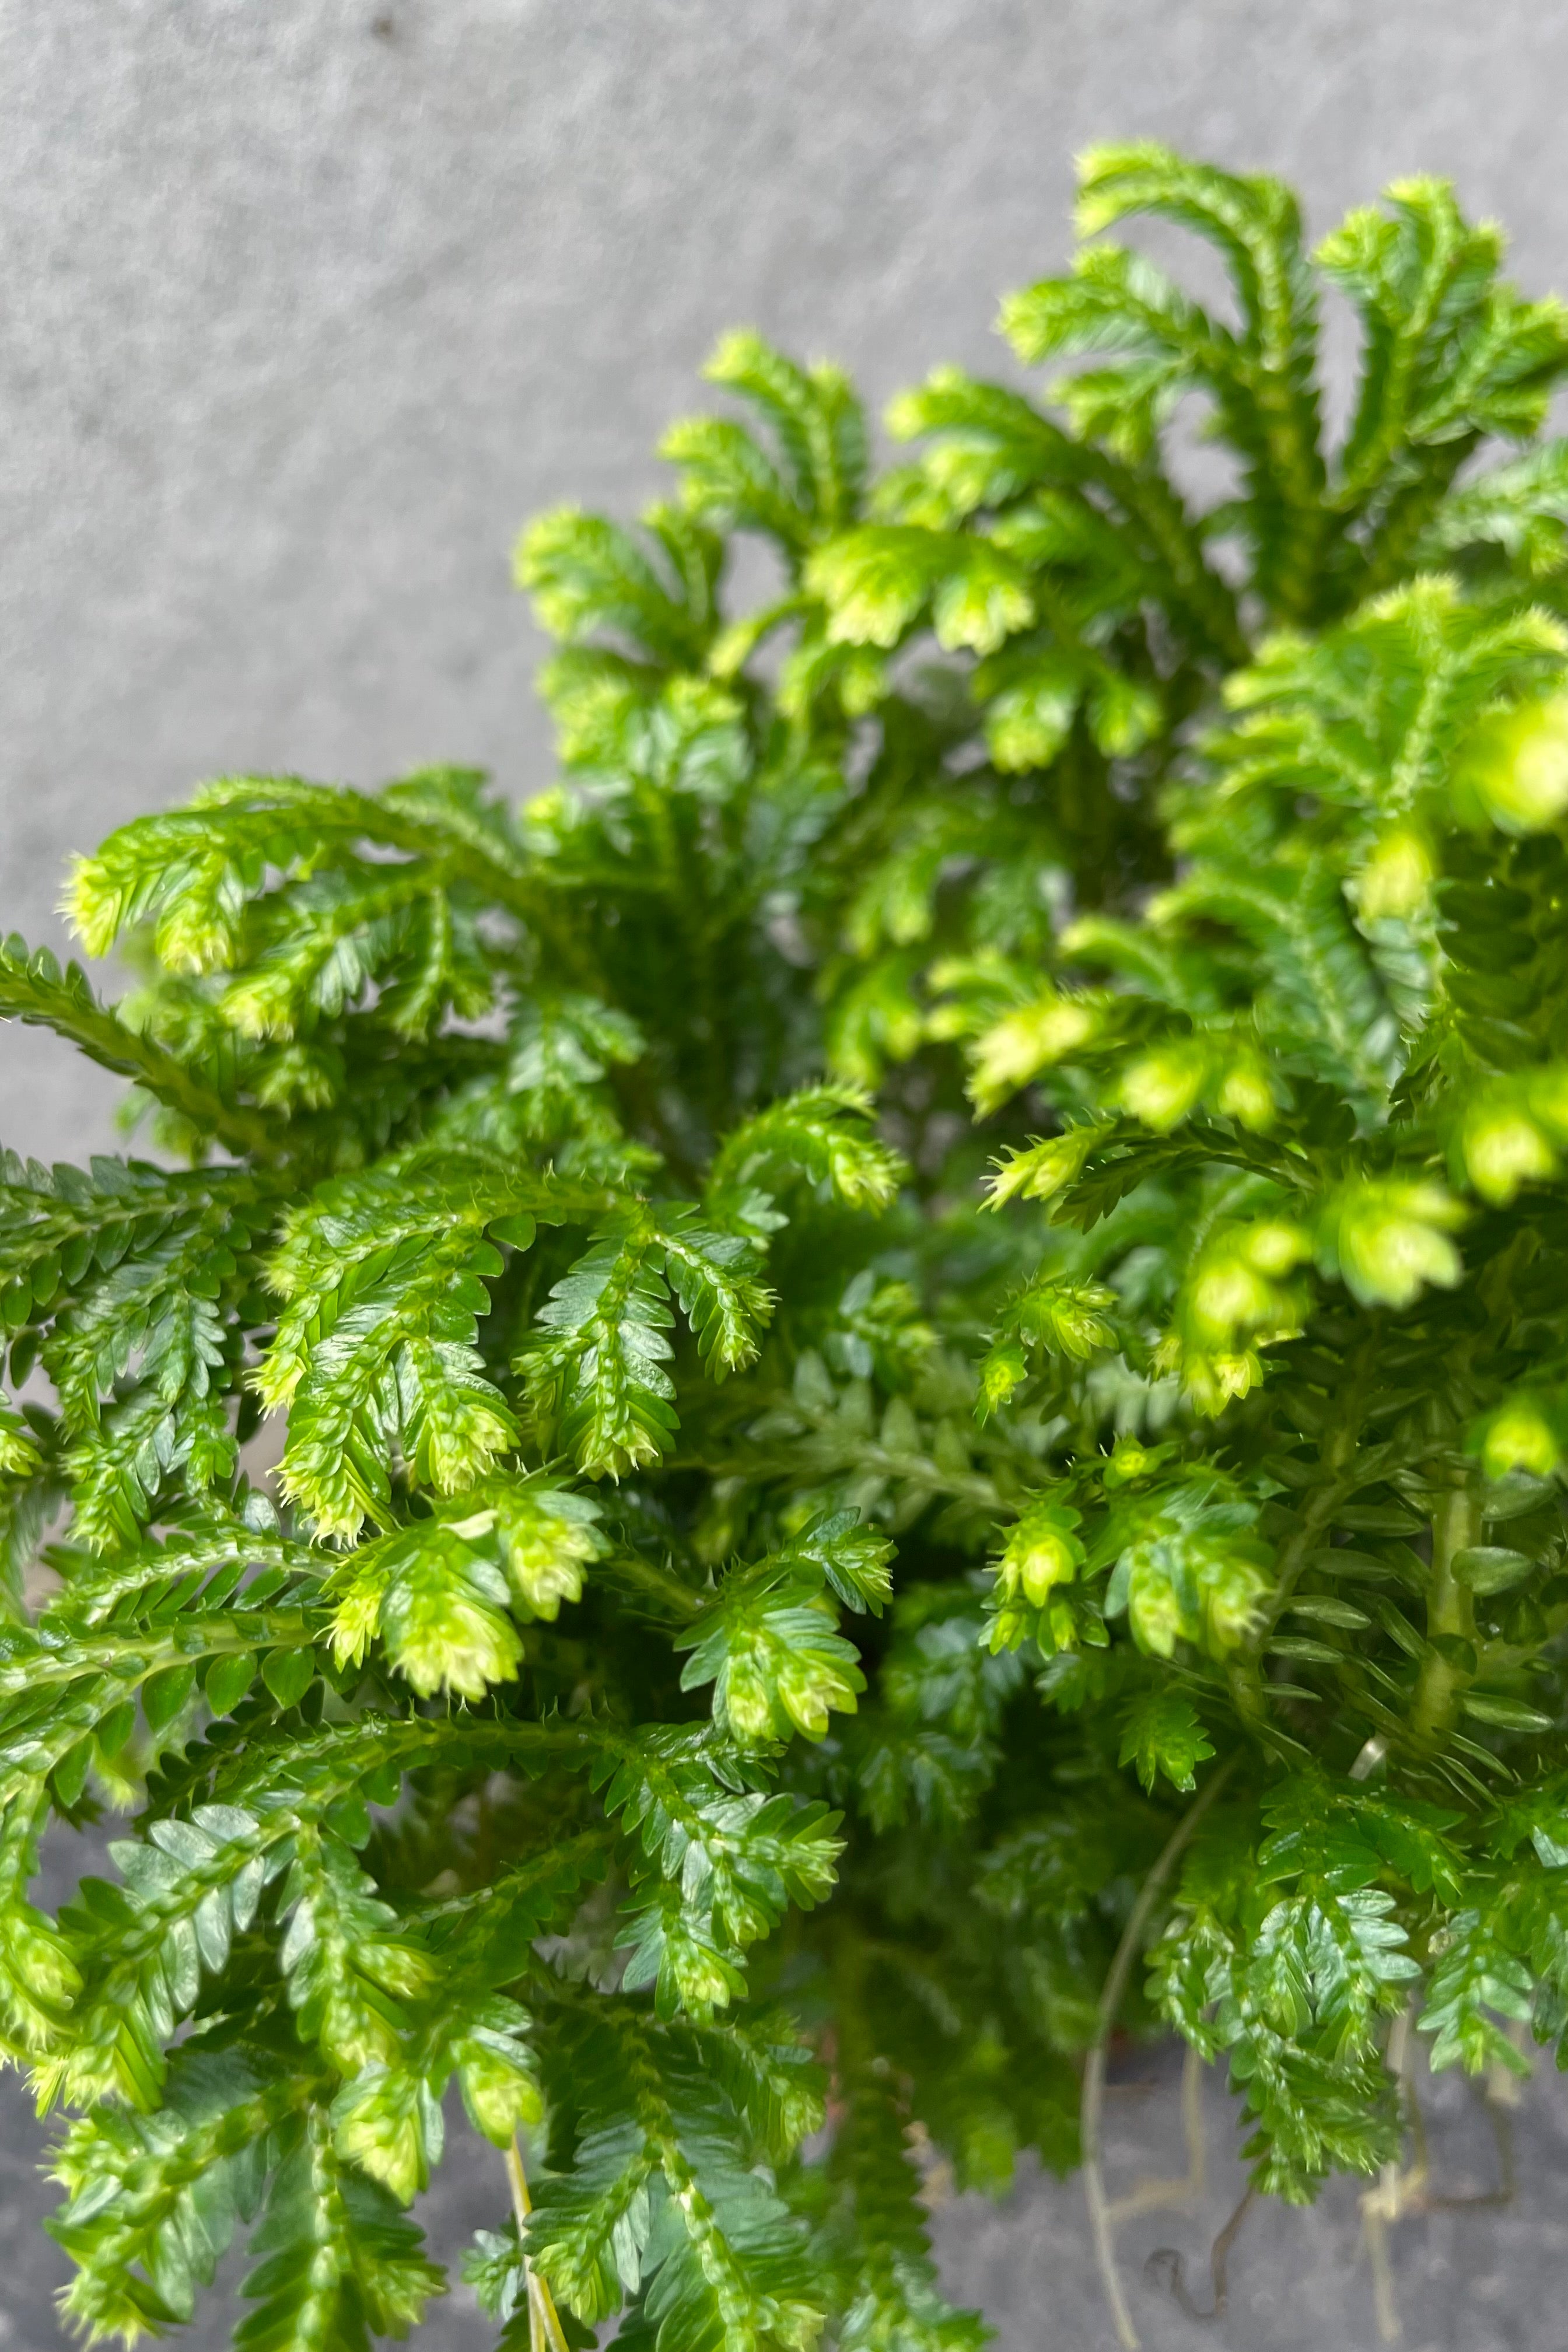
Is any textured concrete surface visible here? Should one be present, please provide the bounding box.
[6,2007,1568,2350]
[8,3,1568,2341]
[932,2039,1568,2351]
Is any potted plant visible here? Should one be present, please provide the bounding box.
[8,146,1568,2348]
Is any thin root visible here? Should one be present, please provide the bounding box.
[1109,2042,1209,2224]
[1144,2183,1255,2323]
[1082,1760,1237,2352]
[1360,2004,1522,2341]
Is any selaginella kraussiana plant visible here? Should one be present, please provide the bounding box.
[6,145,1568,2351]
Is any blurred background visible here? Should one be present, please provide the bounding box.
[5,5,1568,2343]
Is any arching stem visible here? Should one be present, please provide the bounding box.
[506,2133,570,2352]
[1411,1477,1480,1748]
[1082,1756,1238,2352]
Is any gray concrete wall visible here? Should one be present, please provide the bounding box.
[6,0,1568,1153]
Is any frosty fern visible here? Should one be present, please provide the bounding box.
[8,146,1568,2350]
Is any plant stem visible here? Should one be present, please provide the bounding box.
[506,2133,570,2352]
[1228,1477,1346,1731]
[1082,1755,1238,2352]
[1411,1477,1480,1748]
[1230,1340,1377,1731]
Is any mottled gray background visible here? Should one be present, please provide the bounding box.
[6,2,1568,2343]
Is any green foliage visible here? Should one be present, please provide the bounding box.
[18,145,1568,2346]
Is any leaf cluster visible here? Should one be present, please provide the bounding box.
[15,145,1568,2347]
